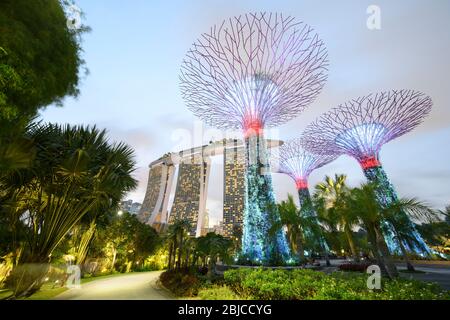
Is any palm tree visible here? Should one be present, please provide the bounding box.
[381,198,437,271]
[314,174,360,261]
[4,123,137,297]
[165,219,190,271]
[345,184,399,279]
[276,195,305,263]
[195,232,232,279]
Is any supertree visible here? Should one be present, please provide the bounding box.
[301,89,432,256]
[180,12,328,264]
[276,138,336,262]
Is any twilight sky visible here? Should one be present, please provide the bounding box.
[40,0,450,226]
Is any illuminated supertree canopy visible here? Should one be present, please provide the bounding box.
[180,12,328,135]
[180,12,329,264]
[277,138,337,191]
[276,138,336,259]
[300,89,432,168]
[301,89,433,256]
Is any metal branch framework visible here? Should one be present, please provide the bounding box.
[276,138,337,189]
[180,12,328,132]
[300,89,432,165]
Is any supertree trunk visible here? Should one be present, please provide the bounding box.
[362,161,431,257]
[241,132,290,265]
[297,185,331,265]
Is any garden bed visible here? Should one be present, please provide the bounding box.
[160,268,450,300]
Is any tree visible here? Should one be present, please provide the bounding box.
[3,124,137,298]
[0,0,88,130]
[275,196,305,263]
[165,219,190,271]
[381,198,438,271]
[195,233,232,279]
[314,174,360,261]
[344,184,399,278]
[95,211,159,272]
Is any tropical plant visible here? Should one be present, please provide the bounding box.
[195,232,232,279]
[0,0,88,129]
[274,195,305,262]
[380,197,439,270]
[3,124,137,297]
[313,174,360,261]
[165,219,191,271]
[344,183,399,278]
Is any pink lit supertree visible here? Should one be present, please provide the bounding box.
[276,138,336,263]
[301,89,433,256]
[180,12,328,264]
[277,138,337,200]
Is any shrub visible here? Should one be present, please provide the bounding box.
[222,268,449,300]
[198,285,240,300]
[160,270,201,297]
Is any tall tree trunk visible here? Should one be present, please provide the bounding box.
[296,233,305,263]
[344,223,359,262]
[167,242,173,270]
[207,255,215,280]
[374,226,398,279]
[366,224,390,277]
[76,221,96,275]
[111,247,117,272]
[393,230,415,272]
[176,234,183,270]
[323,248,331,267]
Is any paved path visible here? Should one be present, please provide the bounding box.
[395,263,450,290]
[320,259,450,290]
[55,271,174,300]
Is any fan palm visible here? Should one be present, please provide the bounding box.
[4,123,137,297]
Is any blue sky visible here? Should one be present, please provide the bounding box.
[40,0,450,225]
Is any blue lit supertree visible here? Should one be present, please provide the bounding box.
[301,89,433,256]
[180,13,328,264]
[276,138,336,262]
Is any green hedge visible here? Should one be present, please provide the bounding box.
[220,268,449,300]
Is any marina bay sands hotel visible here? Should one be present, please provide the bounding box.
[138,139,281,238]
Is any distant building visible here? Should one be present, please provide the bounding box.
[139,139,280,238]
[120,199,142,215]
[200,209,210,236]
[138,155,175,231]
[211,221,225,236]
[168,153,210,237]
[222,139,245,240]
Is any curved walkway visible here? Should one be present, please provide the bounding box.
[55,271,174,300]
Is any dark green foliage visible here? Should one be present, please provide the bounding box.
[2,123,137,297]
[160,270,201,297]
[222,268,449,300]
[0,0,87,127]
[91,211,160,272]
[416,221,450,247]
